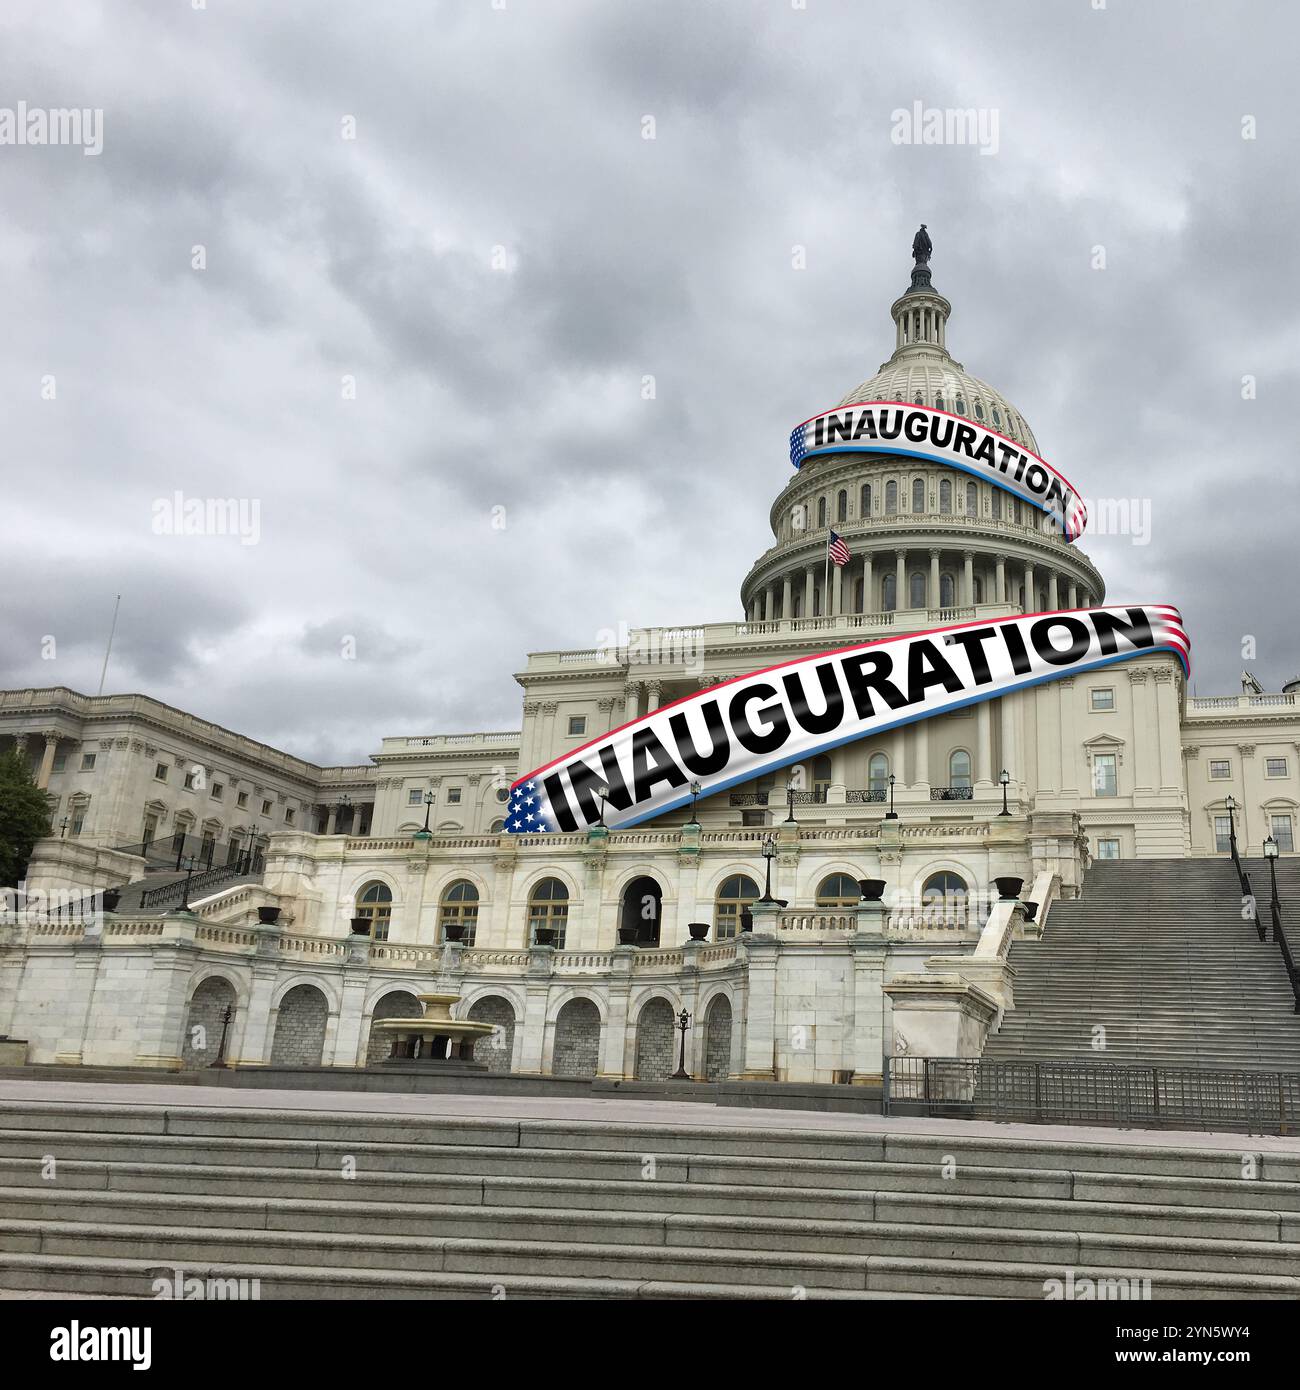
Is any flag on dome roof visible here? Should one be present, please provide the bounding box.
[828,530,850,567]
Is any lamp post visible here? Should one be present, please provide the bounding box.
[998,768,1011,817]
[173,856,197,913]
[885,773,897,820]
[1225,795,1238,850]
[672,1007,692,1080]
[687,779,702,827]
[759,834,777,903]
[209,1003,233,1069]
[412,790,434,842]
[338,792,353,834]
[1265,834,1280,934]
[597,783,611,827]
[785,785,797,824]
[59,816,69,838]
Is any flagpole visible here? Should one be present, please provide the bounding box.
[823,543,829,619]
[97,594,121,696]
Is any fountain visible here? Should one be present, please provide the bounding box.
[371,992,496,1070]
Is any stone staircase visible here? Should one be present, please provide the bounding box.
[0,1094,1298,1298]
[986,858,1300,1071]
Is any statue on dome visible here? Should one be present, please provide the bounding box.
[912,224,932,265]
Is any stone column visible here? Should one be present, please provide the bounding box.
[1048,571,1059,609]
[625,682,641,722]
[1023,562,1034,611]
[831,562,843,616]
[963,551,975,607]
[995,556,1006,603]
[895,551,906,610]
[999,693,1021,793]
[929,549,940,609]
[600,953,635,1078]
[646,681,662,713]
[36,733,59,790]
[913,721,930,793]
[1067,581,1078,608]
[803,567,815,618]
[781,574,792,621]
[331,962,373,1067]
[975,699,994,788]
[326,805,338,835]
[849,907,888,1083]
[862,555,873,613]
[234,961,281,1065]
[737,907,780,1080]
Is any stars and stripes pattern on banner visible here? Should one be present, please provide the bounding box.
[828,530,850,567]
[503,779,557,834]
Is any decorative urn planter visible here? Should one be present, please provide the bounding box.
[993,876,1024,901]
[617,925,639,946]
[442,922,465,943]
[687,922,710,941]
[857,879,887,902]
[100,889,121,913]
[1020,900,1039,922]
[256,905,281,925]
[534,926,556,947]
[349,916,371,936]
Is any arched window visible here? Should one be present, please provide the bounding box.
[992,407,1002,427]
[949,750,972,790]
[490,819,505,833]
[882,573,897,611]
[715,874,759,940]
[811,754,832,801]
[940,573,955,607]
[438,879,479,945]
[356,881,393,941]
[528,877,569,948]
[935,394,945,411]
[921,871,968,908]
[837,489,847,522]
[909,571,926,609]
[939,479,952,514]
[974,401,985,420]
[955,395,966,416]
[966,482,977,517]
[991,489,1003,520]
[914,392,924,405]
[816,873,860,907]
[911,478,925,513]
[868,752,890,793]
[860,482,872,517]
[817,496,827,528]
[885,480,898,515]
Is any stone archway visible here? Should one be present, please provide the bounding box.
[704,995,733,1081]
[552,998,601,1078]
[467,995,516,1073]
[181,976,236,1068]
[634,997,675,1080]
[364,989,423,1065]
[620,875,663,946]
[270,983,329,1066]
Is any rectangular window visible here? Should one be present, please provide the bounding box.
[1208,760,1231,780]
[568,716,587,737]
[154,763,169,782]
[1214,815,1232,853]
[262,799,272,815]
[1271,815,1295,852]
[80,753,96,771]
[447,788,462,805]
[70,808,86,837]
[1096,838,1120,860]
[52,751,67,772]
[408,789,423,806]
[1092,753,1117,796]
[1265,757,1288,778]
[285,807,295,824]
[184,771,196,790]
[237,792,248,808]
[211,783,223,799]
[1089,688,1115,711]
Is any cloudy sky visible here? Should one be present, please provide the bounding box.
[2,0,1296,766]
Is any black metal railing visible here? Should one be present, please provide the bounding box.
[138,860,254,911]
[1264,868,1300,1013]
[1227,820,1267,942]
[884,1056,1300,1135]
[111,832,265,875]
[847,788,887,803]
[930,785,974,801]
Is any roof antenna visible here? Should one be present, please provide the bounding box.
[97,594,121,696]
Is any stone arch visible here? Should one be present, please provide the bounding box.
[634,995,676,1080]
[703,993,733,1081]
[620,873,664,946]
[181,975,237,1068]
[467,994,516,1073]
[270,982,329,1066]
[364,988,423,1064]
[552,997,602,1078]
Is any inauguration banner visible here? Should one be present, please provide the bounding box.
[504,606,1189,834]
[788,401,1088,543]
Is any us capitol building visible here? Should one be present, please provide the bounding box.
[3,243,1297,1082]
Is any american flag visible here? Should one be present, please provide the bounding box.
[828,530,850,567]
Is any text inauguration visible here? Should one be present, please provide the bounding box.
[505,605,1189,834]
[788,401,1088,542]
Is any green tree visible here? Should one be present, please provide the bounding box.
[0,747,53,888]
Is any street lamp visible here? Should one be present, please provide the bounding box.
[885,773,897,820]
[209,1003,233,1069]
[172,856,197,914]
[1225,795,1238,848]
[759,834,777,903]
[412,790,434,841]
[1264,834,1280,929]
[597,783,611,827]
[998,768,1011,817]
[686,779,702,826]
[672,1007,692,1080]
[59,816,69,839]
[785,785,797,824]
